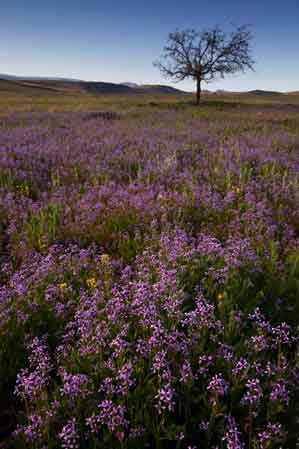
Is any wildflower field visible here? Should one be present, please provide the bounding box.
[1,92,299,448]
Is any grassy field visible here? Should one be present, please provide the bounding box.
[1,89,299,449]
[1,80,299,114]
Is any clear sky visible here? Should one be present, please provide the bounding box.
[1,0,299,92]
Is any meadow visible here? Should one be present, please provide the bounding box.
[1,89,299,448]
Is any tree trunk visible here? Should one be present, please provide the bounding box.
[196,78,201,105]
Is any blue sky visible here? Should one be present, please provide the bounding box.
[1,0,299,91]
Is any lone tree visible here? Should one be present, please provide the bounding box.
[154,25,254,104]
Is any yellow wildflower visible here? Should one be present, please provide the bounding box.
[217,293,224,301]
[86,277,97,289]
[100,254,110,265]
[59,282,67,291]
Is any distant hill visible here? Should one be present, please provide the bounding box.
[0,74,82,82]
[0,75,188,96]
[247,89,284,96]
[136,84,188,95]
[0,74,20,80]
[81,82,133,94]
[122,82,139,88]
[1,75,296,97]
[213,89,285,97]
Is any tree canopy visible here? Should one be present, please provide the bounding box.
[154,25,255,104]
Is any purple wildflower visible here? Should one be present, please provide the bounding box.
[243,378,263,405]
[224,416,244,449]
[59,418,79,449]
[155,383,175,414]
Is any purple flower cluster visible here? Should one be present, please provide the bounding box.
[224,416,244,449]
[243,378,263,405]
[207,374,229,405]
[155,383,175,414]
[258,422,283,448]
[98,399,128,435]
[60,369,90,398]
[1,105,299,448]
[59,418,79,449]
[14,338,51,401]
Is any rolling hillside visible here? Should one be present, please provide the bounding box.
[0,76,188,96]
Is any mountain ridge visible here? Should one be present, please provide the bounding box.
[0,74,188,95]
[0,74,297,96]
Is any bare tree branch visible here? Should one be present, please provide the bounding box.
[153,24,255,104]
